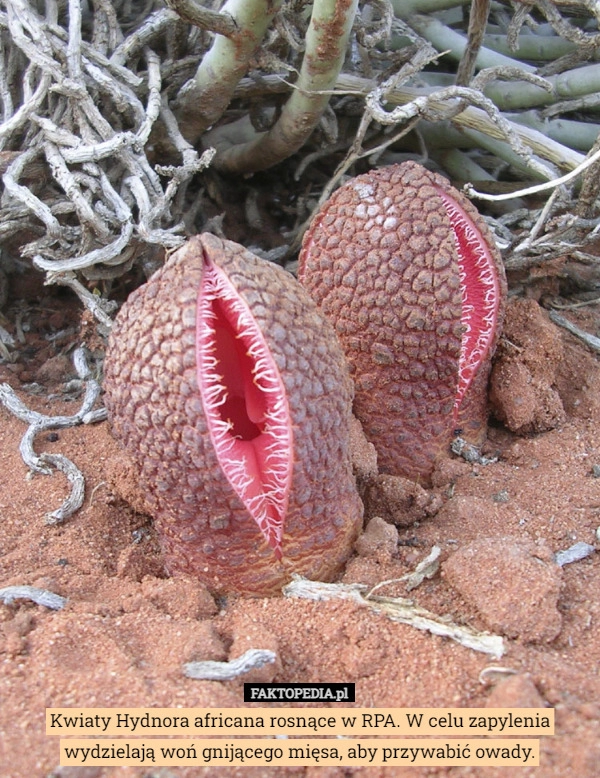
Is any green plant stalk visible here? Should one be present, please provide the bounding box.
[435,148,526,211]
[415,119,477,150]
[453,125,559,179]
[484,33,576,61]
[174,0,284,143]
[417,112,595,156]
[391,0,469,17]
[484,63,600,110]
[507,111,599,152]
[211,0,360,174]
[383,66,600,113]
[436,147,497,182]
[409,14,535,73]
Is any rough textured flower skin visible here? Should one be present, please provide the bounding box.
[104,234,363,595]
[299,162,507,482]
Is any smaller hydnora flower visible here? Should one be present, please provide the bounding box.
[299,162,507,482]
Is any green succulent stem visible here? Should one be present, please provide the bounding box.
[409,14,535,73]
[174,0,284,143]
[209,0,360,174]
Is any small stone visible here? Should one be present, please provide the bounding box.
[141,576,218,620]
[116,541,165,582]
[103,449,154,516]
[349,415,378,485]
[34,354,73,384]
[354,516,398,557]
[485,673,546,708]
[490,299,566,434]
[434,495,501,534]
[431,457,472,487]
[442,536,563,643]
[365,474,436,527]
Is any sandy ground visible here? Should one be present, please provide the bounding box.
[0,270,599,778]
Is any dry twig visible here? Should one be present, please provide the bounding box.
[284,576,505,658]
[0,347,105,524]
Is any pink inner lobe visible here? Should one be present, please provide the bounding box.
[436,188,501,420]
[196,255,293,558]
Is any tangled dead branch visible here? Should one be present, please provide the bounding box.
[0,0,598,295]
[0,0,213,292]
[0,346,105,523]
